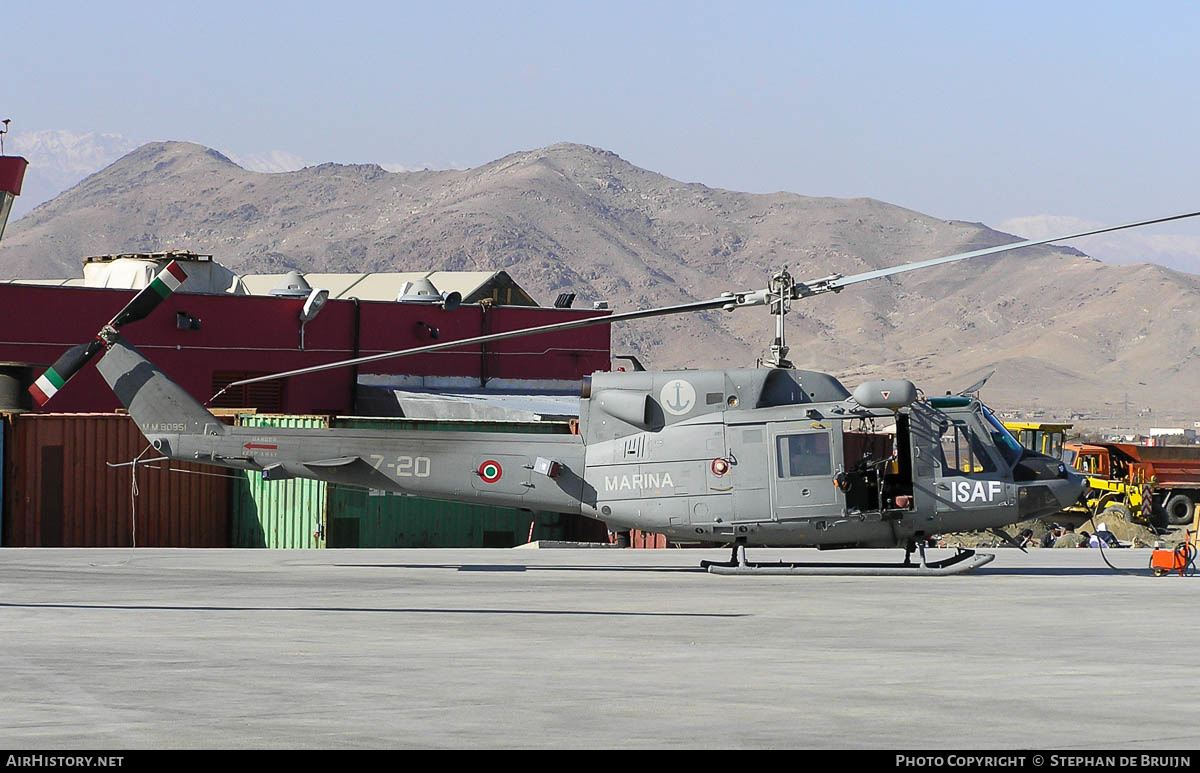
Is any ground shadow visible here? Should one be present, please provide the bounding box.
[975,566,1163,577]
[0,602,743,617]
[334,563,708,574]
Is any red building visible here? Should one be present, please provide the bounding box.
[0,279,610,414]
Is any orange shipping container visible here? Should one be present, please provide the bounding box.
[630,530,669,549]
[609,529,671,549]
[3,413,230,547]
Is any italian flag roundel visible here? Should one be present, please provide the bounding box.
[479,460,503,483]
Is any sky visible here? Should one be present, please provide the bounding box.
[6,1,1200,253]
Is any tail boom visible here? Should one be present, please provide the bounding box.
[94,335,587,512]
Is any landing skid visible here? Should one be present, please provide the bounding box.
[700,546,995,576]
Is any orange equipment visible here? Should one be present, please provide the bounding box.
[1150,503,1199,576]
[1150,539,1196,577]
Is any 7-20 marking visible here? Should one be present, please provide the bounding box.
[369,454,432,477]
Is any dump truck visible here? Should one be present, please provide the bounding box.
[1063,442,1200,526]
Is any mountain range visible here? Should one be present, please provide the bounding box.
[2,140,1197,428]
[4,130,138,220]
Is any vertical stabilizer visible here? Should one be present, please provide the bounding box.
[96,336,227,442]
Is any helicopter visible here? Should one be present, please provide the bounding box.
[28,211,1200,575]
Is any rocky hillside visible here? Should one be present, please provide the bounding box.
[4,141,1197,425]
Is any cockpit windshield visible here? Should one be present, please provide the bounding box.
[981,405,1024,466]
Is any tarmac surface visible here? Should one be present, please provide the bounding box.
[1,546,1197,750]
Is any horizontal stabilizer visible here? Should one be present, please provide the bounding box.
[304,457,363,468]
[264,455,396,490]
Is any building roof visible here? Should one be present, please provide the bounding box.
[3,254,542,306]
[235,270,536,305]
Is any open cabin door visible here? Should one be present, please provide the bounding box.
[908,402,941,512]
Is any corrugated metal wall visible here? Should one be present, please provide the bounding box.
[326,485,567,548]
[326,486,608,547]
[2,413,231,547]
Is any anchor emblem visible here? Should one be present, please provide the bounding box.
[660,379,696,416]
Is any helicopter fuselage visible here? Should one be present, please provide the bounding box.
[99,338,1085,550]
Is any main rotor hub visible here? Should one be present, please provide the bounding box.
[762,267,795,369]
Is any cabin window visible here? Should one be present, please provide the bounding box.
[937,421,995,476]
[776,432,832,478]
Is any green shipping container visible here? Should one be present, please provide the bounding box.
[231,414,329,549]
[326,484,573,548]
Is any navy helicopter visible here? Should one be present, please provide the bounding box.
[29,212,1200,574]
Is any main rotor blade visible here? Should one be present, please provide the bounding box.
[212,293,746,398]
[825,210,1200,290]
[215,209,1200,397]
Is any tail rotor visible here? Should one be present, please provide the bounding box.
[28,260,188,407]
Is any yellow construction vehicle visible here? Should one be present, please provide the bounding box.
[1004,421,1071,459]
[1003,421,1153,523]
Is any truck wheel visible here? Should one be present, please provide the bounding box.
[1163,494,1195,526]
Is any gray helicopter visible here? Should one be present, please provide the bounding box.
[29,212,1200,575]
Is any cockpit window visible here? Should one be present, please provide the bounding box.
[981,406,1023,467]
